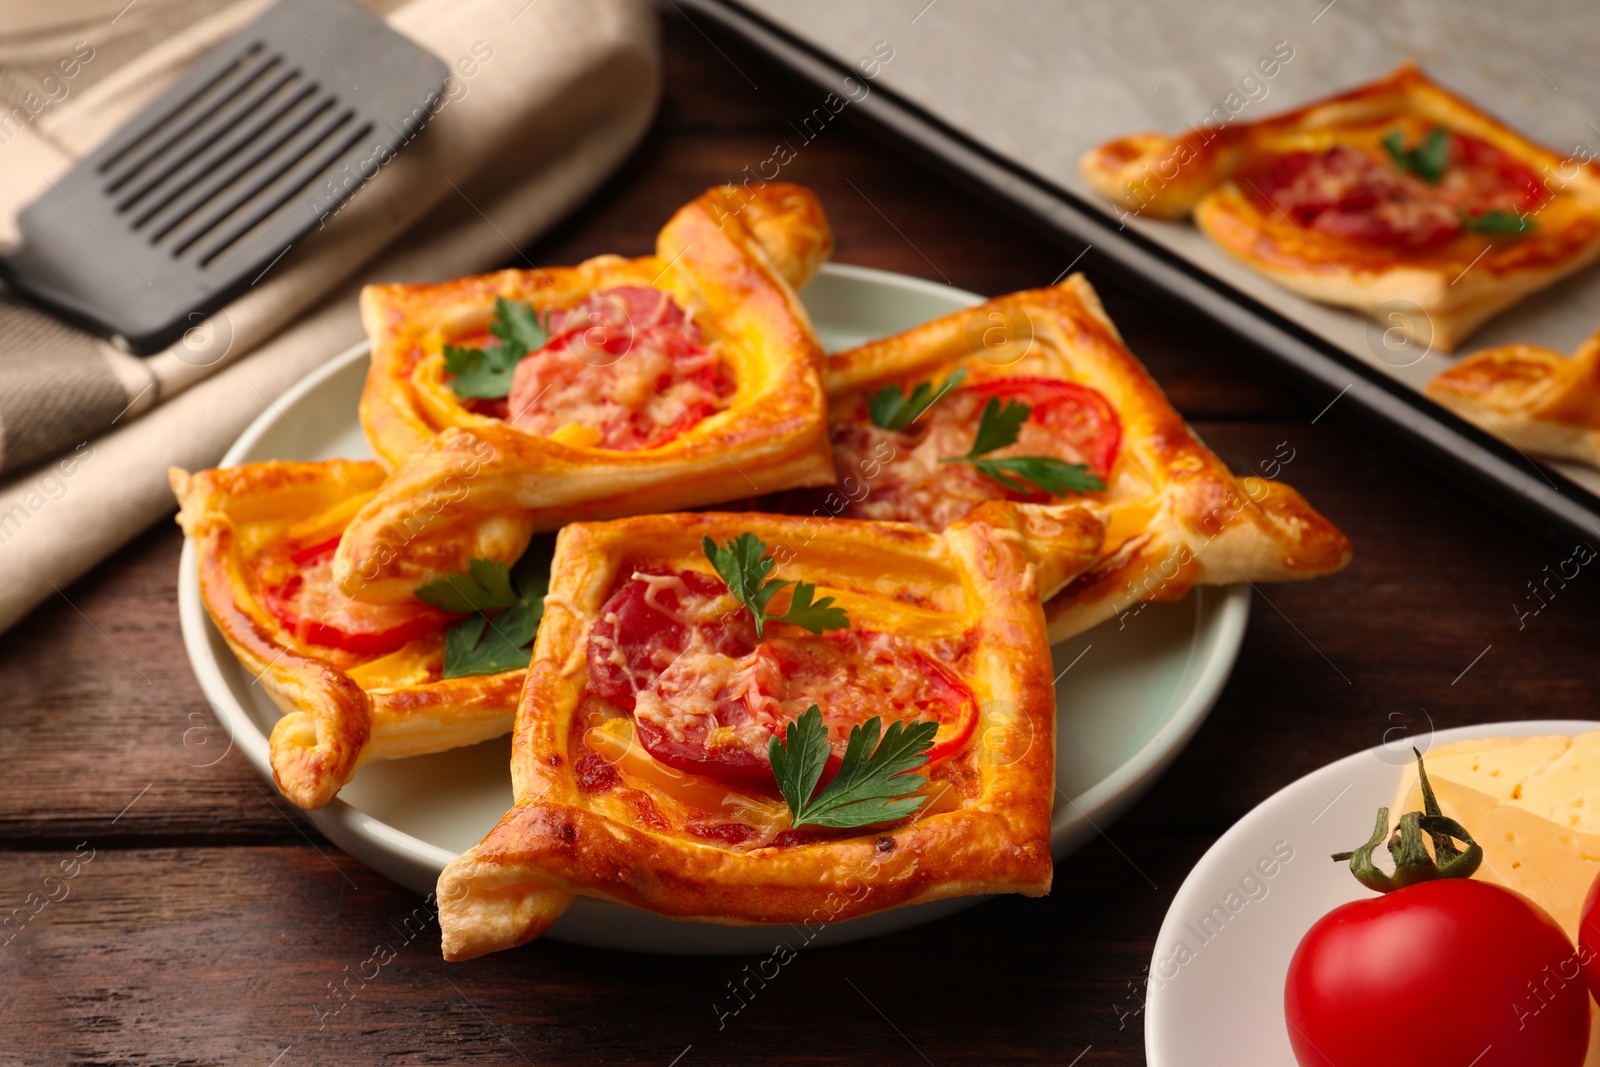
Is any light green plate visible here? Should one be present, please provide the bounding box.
[178,262,1249,954]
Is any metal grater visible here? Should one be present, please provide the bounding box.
[0,0,447,354]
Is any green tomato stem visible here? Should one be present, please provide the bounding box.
[1329,748,1484,893]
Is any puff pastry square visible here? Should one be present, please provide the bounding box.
[335,183,837,603]
[360,182,834,469]
[806,275,1351,642]
[1427,325,1600,466]
[435,504,1104,961]
[1081,64,1600,352]
[171,461,526,809]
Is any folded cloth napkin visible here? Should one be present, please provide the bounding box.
[0,0,660,633]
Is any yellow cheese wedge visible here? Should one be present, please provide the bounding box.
[1393,733,1576,807]
[1395,775,1600,1065]
[1519,731,1600,834]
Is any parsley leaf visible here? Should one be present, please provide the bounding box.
[414,558,519,614]
[967,395,1031,455]
[938,394,1106,496]
[1382,125,1452,183]
[969,456,1107,496]
[768,707,937,830]
[701,531,777,616]
[442,342,519,399]
[1381,130,1405,168]
[414,535,554,678]
[702,532,849,638]
[442,297,550,400]
[1466,209,1536,235]
[491,298,549,352]
[867,368,967,431]
[1411,127,1453,182]
[774,581,849,635]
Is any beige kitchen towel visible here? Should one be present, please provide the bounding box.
[0,0,660,633]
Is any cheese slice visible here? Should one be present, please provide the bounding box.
[1395,775,1600,1065]
[1393,730,1600,834]
[1519,731,1600,834]
[1393,733,1575,807]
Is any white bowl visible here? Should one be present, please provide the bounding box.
[1145,718,1600,1065]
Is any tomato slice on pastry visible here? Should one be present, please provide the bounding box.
[257,536,453,657]
[1080,64,1600,351]
[436,504,1106,961]
[171,461,531,810]
[1240,133,1546,251]
[361,182,834,468]
[337,183,837,604]
[473,286,736,449]
[585,568,977,791]
[829,374,1121,529]
[810,275,1351,643]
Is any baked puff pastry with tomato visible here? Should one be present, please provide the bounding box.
[1426,324,1600,467]
[436,504,1104,960]
[171,460,546,809]
[1081,64,1600,352]
[795,274,1351,642]
[334,182,836,604]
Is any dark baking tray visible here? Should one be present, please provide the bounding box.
[677,0,1600,551]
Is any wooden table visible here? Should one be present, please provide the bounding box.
[6,11,1596,1065]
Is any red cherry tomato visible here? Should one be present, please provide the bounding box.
[1581,870,1600,1008]
[1285,878,1591,1067]
[260,538,451,657]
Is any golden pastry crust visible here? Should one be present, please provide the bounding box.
[1081,64,1600,352]
[359,181,834,470]
[817,275,1352,642]
[170,461,525,810]
[335,184,837,604]
[435,504,1103,961]
[1426,327,1600,466]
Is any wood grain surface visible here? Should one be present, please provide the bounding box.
[4,10,1596,1065]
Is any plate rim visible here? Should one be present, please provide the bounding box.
[1143,716,1600,1066]
[177,260,1252,928]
